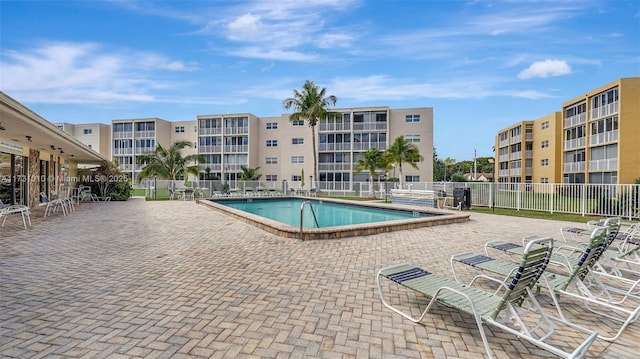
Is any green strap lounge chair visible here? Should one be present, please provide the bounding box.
[452,227,640,342]
[377,237,598,359]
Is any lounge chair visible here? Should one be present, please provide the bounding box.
[39,192,68,217]
[0,200,31,229]
[377,236,598,358]
[452,227,640,342]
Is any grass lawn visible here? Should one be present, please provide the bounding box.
[470,206,600,223]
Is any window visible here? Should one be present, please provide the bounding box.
[292,120,304,127]
[405,135,420,143]
[541,159,549,166]
[291,175,302,181]
[266,175,278,181]
[541,140,549,148]
[292,138,304,145]
[541,177,549,184]
[405,114,420,123]
[175,126,185,133]
[291,156,304,163]
[266,157,277,164]
[405,176,420,182]
[266,122,278,129]
[83,128,93,135]
[541,121,549,130]
[266,140,278,147]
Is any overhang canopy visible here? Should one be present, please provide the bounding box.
[0,91,107,164]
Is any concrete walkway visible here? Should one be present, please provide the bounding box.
[0,199,637,358]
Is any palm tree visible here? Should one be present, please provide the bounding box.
[385,136,424,188]
[239,166,262,181]
[443,157,456,181]
[354,148,384,197]
[136,141,204,188]
[283,80,337,190]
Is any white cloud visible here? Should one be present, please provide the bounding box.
[0,41,198,104]
[518,59,572,79]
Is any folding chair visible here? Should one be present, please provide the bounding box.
[378,237,598,358]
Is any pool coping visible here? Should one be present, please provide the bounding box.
[197,196,470,240]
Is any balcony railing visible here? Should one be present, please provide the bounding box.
[564,137,586,150]
[319,163,351,171]
[135,130,155,138]
[511,134,521,143]
[319,143,351,151]
[199,164,222,172]
[319,123,351,131]
[224,145,248,153]
[353,142,387,151]
[199,128,222,135]
[590,102,619,119]
[199,145,222,153]
[589,158,618,172]
[589,130,618,146]
[224,127,249,135]
[135,147,154,154]
[499,169,509,176]
[509,151,522,160]
[564,161,586,172]
[499,139,509,147]
[499,154,509,162]
[509,168,522,176]
[352,123,387,131]
[564,113,586,128]
[113,148,133,155]
[113,131,133,139]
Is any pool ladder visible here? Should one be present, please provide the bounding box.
[300,201,320,239]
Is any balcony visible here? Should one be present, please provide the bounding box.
[319,143,351,151]
[499,169,509,176]
[224,145,248,153]
[135,147,155,155]
[499,139,509,147]
[319,123,351,131]
[511,134,521,143]
[353,142,387,151]
[589,158,618,172]
[113,148,133,155]
[353,123,387,131]
[319,163,351,171]
[135,130,155,138]
[564,113,586,128]
[564,161,586,172]
[199,145,222,153]
[499,154,509,162]
[509,151,522,160]
[589,130,618,146]
[525,150,533,159]
[509,168,522,176]
[224,127,249,135]
[590,102,619,120]
[199,127,222,136]
[199,164,222,172]
[113,131,133,139]
[564,137,586,150]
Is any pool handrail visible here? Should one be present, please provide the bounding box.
[300,201,320,239]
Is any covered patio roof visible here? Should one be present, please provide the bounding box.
[0,91,108,164]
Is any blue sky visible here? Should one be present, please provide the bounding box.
[1,0,639,161]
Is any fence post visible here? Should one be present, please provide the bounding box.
[581,184,586,217]
[549,183,554,214]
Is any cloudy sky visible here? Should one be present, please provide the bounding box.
[1,0,638,160]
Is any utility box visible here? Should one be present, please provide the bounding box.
[453,188,471,209]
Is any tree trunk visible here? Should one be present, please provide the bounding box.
[311,124,319,193]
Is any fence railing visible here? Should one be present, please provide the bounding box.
[133,180,640,220]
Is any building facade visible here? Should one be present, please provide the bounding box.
[495,77,640,185]
[104,106,434,190]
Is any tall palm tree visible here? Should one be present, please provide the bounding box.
[354,148,384,197]
[136,141,204,187]
[283,80,337,189]
[443,157,456,181]
[385,136,424,188]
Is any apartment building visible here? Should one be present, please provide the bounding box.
[52,106,432,188]
[495,77,640,185]
[55,122,111,159]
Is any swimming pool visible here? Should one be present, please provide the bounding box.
[199,197,470,240]
[216,198,430,228]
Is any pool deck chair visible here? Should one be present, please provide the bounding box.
[39,192,68,218]
[377,237,598,359]
[0,200,31,229]
[453,227,640,342]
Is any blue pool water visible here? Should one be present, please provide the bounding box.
[211,198,429,228]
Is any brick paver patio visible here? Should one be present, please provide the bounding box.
[1,199,637,358]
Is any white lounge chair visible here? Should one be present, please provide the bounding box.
[0,200,31,229]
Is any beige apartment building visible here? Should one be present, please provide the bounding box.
[61,106,433,191]
[495,77,640,185]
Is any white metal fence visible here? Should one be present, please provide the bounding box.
[134,179,640,220]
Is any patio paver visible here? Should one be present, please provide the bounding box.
[1,198,638,358]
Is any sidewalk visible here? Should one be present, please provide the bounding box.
[0,199,637,358]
